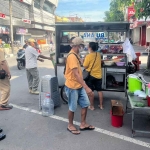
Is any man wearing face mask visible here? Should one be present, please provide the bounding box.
[64,37,95,135]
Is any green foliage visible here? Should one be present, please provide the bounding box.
[104,0,150,22]
[104,0,125,22]
[134,0,150,20]
[3,44,10,48]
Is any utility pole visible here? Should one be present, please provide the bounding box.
[9,0,14,54]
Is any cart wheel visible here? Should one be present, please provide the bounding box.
[60,85,68,104]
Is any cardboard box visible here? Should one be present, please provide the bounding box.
[111,100,124,116]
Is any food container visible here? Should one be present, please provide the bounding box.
[104,60,114,66]
[58,57,65,64]
[115,62,125,66]
[63,53,68,58]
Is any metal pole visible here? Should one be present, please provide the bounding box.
[9,0,14,54]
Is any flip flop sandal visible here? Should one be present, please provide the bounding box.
[67,128,80,135]
[98,105,104,110]
[88,106,95,111]
[80,125,95,131]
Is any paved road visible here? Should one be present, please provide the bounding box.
[0,51,150,150]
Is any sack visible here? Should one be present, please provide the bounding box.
[83,69,90,80]
[0,70,6,79]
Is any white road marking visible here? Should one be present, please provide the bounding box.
[10,103,150,148]
[10,76,20,80]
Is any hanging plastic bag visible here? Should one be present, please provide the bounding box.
[122,38,137,62]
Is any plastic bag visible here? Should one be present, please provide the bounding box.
[122,38,137,62]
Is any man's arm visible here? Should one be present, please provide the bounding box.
[38,54,52,60]
[29,48,52,60]
[37,58,44,62]
[72,68,92,94]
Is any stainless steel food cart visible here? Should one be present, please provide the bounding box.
[55,22,130,92]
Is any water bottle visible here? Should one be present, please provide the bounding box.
[42,94,54,117]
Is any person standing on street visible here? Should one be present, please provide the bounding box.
[23,40,28,49]
[0,48,13,110]
[83,42,103,110]
[64,37,95,135]
[25,39,52,95]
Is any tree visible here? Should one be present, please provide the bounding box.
[104,0,150,22]
[104,0,125,22]
[134,0,150,20]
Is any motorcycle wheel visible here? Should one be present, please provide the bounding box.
[17,61,24,70]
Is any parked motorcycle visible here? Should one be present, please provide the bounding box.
[16,49,25,70]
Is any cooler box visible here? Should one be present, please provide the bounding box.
[39,75,61,110]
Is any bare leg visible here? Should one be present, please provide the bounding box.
[68,110,74,126]
[68,110,80,134]
[98,91,103,109]
[80,107,95,129]
[88,92,95,110]
[81,107,87,126]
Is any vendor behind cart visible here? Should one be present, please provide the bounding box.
[83,42,103,110]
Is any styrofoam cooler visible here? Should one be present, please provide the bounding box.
[39,75,61,110]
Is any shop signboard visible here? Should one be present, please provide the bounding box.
[0,13,5,19]
[22,19,31,24]
[0,26,9,34]
[19,0,32,5]
[83,32,105,39]
[127,6,136,22]
[16,28,28,35]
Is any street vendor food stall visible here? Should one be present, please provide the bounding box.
[55,22,130,93]
[53,22,150,137]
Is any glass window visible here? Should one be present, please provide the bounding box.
[34,0,40,9]
[43,0,54,14]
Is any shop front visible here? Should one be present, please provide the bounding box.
[0,25,10,44]
[14,27,31,46]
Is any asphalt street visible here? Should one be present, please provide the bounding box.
[0,50,150,150]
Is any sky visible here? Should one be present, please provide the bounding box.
[55,0,111,22]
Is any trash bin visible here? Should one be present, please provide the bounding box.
[111,100,124,128]
[111,111,124,127]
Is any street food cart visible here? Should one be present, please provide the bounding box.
[54,22,150,137]
[55,22,130,91]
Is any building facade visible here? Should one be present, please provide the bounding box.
[0,0,58,46]
[126,5,150,47]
